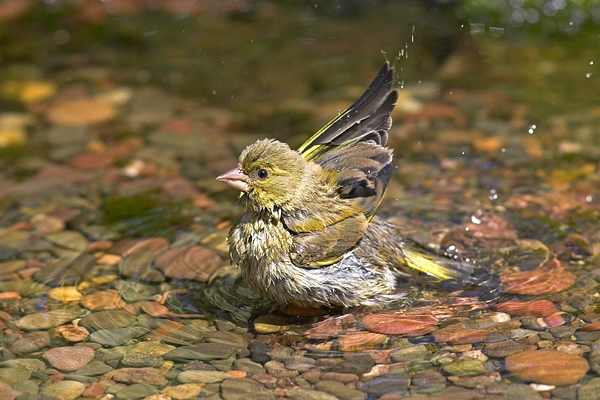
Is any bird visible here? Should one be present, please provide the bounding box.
[217,62,475,308]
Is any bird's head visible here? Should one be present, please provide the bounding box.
[217,139,314,212]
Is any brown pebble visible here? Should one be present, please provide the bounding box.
[82,290,125,310]
[363,313,438,336]
[433,324,488,344]
[320,372,359,383]
[505,350,589,385]
[336,332,388,352]
[494,300,558,318]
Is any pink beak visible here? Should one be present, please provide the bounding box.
[216,167,249,192]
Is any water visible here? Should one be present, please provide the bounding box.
[0,1,599,399]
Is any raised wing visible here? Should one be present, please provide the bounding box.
[298,62,398,161]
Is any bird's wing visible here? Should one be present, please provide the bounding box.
[298,61,398,161]
[315,141,393,220]
[289,213,368,268]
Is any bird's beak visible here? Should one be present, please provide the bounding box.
[216,167,249,192]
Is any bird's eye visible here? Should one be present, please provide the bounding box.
[257,168,269,180]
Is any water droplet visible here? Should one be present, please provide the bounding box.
[586,72,592,78]
[471,215,482,224]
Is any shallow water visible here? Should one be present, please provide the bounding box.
[0,1,599,399]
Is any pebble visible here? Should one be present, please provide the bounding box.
[0,359,46,373]
[389,344,429,363]
[16,308,85,331]
[111,367,166,385]
[79,310,137,331]
[53,325,90,343]
[75,360,114,376]
[163,343,237,361]
[81,290,125,310]
[336,332,388,351]
[43,346,95,371]
[48,286,83,302]
[285,387,339,400]
[314,380,366,400]
[220,377,275,400]
[39,380,86,400]
[442,358,488,377]
[284,356,317,372]
[494,300,559,317]
[360,375,409,396]
[363,313,438,335]
[0,260,26,274]
[9,331,50,355]
[155,245,223,281]
[0,367,31,384]
[178,370,232,383]
[0,382,21,399]
[505,350,589,385]
[578,377,600,400]
[89,326,150,347]
[161,383,205,399]
[44,230,89,251]
[484,340,534,358]
[232,358,266,376]
[114,383,158,399]
[47,99,116,126]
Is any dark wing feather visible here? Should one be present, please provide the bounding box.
[298,62,398,161]
[316,141,394,220]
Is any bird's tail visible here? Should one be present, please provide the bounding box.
[400,238,477,281]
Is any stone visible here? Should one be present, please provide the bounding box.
[0,359,46,373]
[314,380,366,400]
[389,345,429,363]
[578,377,600,400]
[220,377,275,400]
[500,258,575,295]
[360,374,409,396]
[336,332,387,352]
[494,300,558,317]
[161,383,205,399]
[48,286,82,302]
[363,313,438,336]
[112,367,166,385]
[483,340,534,358]
[39,380,86,400]
[505,350,589,385]
[284,356,316,372]
[442,358,487,377]
[75,360,113,376]
[89,326,150,347]
[232,358,266,376]
[47,99,116,126]
[78,310,136,331]
[248,340,272,364]
[163,343,237,361]
[114,383,158,399]
[0,260,26,274]
[43,346,95,371]
[9,331,50,355]
[178,370,232,383]
[0,367,31,385]
[0,382,21,400]
[433,324,488,344]
[81,290,125,310]
[45,231,89,251]
[285,387,339,400]
[155,245,223,281]
[53,325,89,343]
[15,308,85,330]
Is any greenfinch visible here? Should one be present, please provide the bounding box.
[217,62,474,308]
